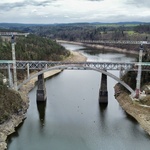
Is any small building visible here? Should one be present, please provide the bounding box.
[3,78,7,84]
[142,85,150,94]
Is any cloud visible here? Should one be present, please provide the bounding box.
[86,0,104,1]
[125,0,150,8]
[0,0,56,11]
[0,0,150,24]
[31,9,37,13]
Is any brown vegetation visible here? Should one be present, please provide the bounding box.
[115,84,150,135]
[0,86,25,124]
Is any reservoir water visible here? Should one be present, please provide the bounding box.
[8,44,150,150]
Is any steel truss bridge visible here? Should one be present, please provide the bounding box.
[80,40,150,45]
[0,60,149,71]
[0,60,149,95]
[0,33,149,99]
[0,32,29,37]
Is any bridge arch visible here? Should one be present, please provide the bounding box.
[18,65,135,95]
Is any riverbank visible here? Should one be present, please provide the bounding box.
[0,51,87,150]
[60,40,150,135]
[57,40,139,55]
[114,84,150,135]
[0,42,149,149]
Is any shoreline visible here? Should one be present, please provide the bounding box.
[114,84,150,136]
[0,70,63,150]
[0,51,87,150]
[57,40,139,55]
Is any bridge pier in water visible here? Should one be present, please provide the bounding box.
[99,73,108,104]
[37,73,47,102]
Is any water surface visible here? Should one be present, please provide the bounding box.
[8,43,150,150]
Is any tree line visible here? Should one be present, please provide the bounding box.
[0,34,70,61]
[20,23,150,52]
[0,34,70,80]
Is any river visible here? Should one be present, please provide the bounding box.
[8,44,150,150]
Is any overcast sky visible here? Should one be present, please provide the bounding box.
[0,0,150,24]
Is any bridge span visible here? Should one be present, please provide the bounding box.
[0,34,149,102]
[17,64,135,94]
[1,60,150,102]
[80,40,150,45]
[0,60,149,71]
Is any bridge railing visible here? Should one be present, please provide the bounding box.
[0,32,29,37]
[0,61,149,71]
[80,40,150,45]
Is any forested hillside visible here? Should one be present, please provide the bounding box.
[0,33,71,80]
[0,33,70,123]
[28,24,150,42]
[0,34,70,61]
[1,23,150,52]
[19,23,150,52]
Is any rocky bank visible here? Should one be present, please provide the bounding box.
[114,84,150,135]
[0,51,87,150]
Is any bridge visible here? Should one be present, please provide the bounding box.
[80,40,150,45]
[0,60,150,103]
[0,33,150,102]
[0,32,29,37]
[0,60,149,70]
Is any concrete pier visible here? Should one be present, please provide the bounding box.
[37,74,47,102]
[7,64,13,88]
[99,73,108,104]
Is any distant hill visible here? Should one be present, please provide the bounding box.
[0,22,150,29]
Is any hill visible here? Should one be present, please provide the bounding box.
[0,33,71,123]
[0,34,70,61]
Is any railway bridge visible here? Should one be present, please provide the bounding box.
[0,60,149,103]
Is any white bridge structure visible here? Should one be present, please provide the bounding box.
[80,40,150,45]
[0,32,29,37]
[0,60,150,101]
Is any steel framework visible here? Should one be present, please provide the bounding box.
[0,61,150,71]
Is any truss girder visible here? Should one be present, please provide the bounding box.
[0,61,149,71]
[81,40,150,45]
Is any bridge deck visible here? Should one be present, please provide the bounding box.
[0,61,149,71]
[81,40,150,45]
[0,32,29,36]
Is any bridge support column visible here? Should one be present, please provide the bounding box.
[119,67,124,79]
[7,64,13,88]
[99,73,108,104]
[37,73,47,102]
[27,63,30,78]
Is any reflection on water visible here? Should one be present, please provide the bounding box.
[61,43,85,51]
[83,51,135,62]
[37,101,46,128]
[99,103,108,111]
